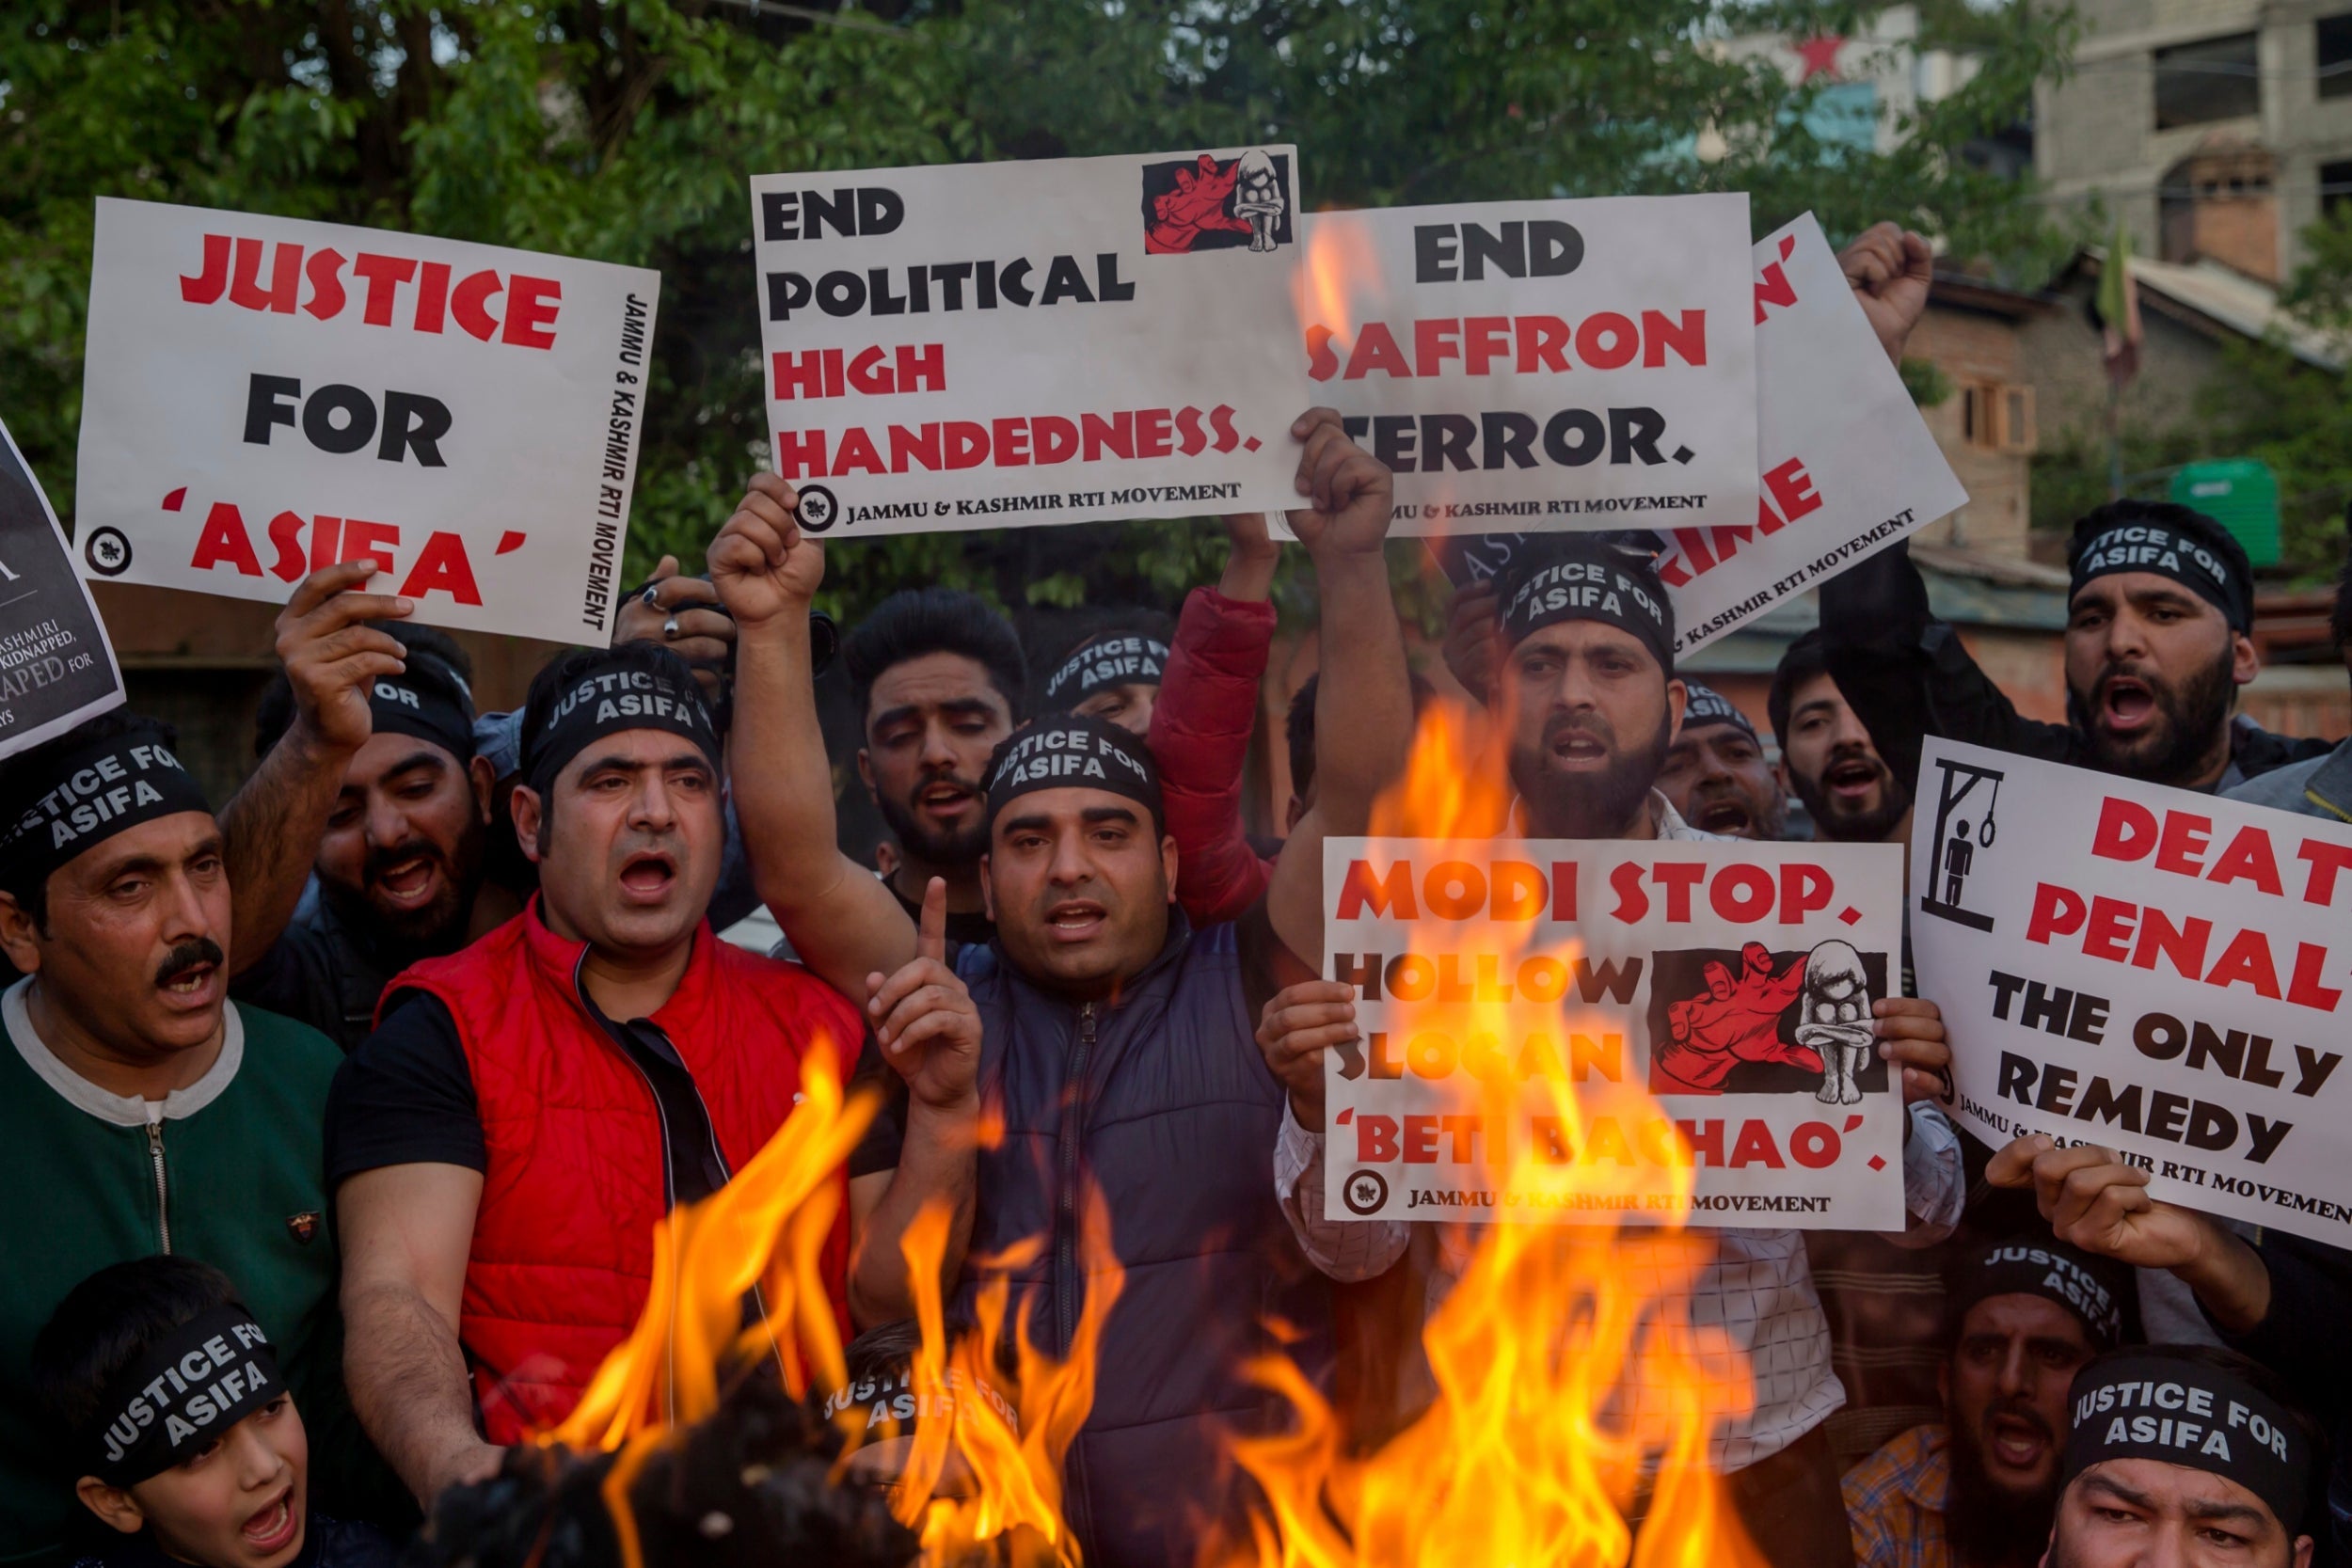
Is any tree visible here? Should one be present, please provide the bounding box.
[2,0,2074,627]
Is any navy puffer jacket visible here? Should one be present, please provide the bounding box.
[954,912,1332,1568]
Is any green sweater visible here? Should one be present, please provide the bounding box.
[0,984,385,1565]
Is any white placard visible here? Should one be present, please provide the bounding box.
[748,150,1304,535]
[77,198,660,643]
[1322,836,1907,1228]
[1911,739,2352,1247]
[1295,196,1757,537]
[1427,214,1965,657]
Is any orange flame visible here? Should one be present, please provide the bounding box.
[543,1042,1121,1568]
[1216,704,1770,1568]
[1292,211,1384,359]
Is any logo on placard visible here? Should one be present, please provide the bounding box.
[84,527,132,577]
[1140,150,1294,255]
[796,484,840,534]
[1342,1168,1389,1216]
[1647,942,1891,1101]
[1919,755,2004,932]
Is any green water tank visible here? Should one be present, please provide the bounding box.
[2170,460,2281,567]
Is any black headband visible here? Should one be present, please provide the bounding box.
[824,1362,1020,1451]
[369,665,474,763]
[2071,520,2250,632]
[1499,540,1676,672]
[88,1304,282,1487]
[1947,1235,2128,1354]
[0,725,211,889]
[1042,634,1168,709]
[1677,681,1756,741]
[985,716,1164,831]
[524,657,722,799]
[2064,1354,2312,1536]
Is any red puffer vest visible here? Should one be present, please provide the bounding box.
[383,902,863,1442]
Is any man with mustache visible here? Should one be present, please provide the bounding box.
[326,641,947,1511]
[1769,630,1913,847]
[1657,680,1788,840]
[1261,533,1968,1568]
[0,712,392,1565]
[841,590,1027,946]
[1844,1233,2132,1568]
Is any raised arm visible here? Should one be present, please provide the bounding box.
[845,880,979,1328]
[710,475,919,995]
[221,563,411,973]
[1265,410,1413,972]
[1150,515,1281,925]
[336,1162,499,1509]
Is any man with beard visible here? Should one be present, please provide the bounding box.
[1769,630,1913,847]
[720,409,1413,1568]
[326,641,941,1510]
[2042,1347,2322,1568]
[1263,534,1968,1568]
[1657,680,1788,839]
[840,590,1026,947]
[0,713,391,1565]
[232,625,508,1051]
[1843,1233,2131,1568]
[1820,503,2330,795]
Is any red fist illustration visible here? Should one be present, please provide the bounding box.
[1650,941,1819,1095]
[1147,154,1250,253]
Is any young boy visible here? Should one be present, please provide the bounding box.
[31,1258,394,1568]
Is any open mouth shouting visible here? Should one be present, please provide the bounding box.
[368,848,446,911]
[1984,1408,2055,1476]
[153,939,225,1013]
[1545,725,1614,771]
[240,1482,301,1558]
[616,848,679,906]
[1042,897,1109,944]
[915,777,981,827]
[1688,795,1757,837]
[1824,754,1883,806]
[2094,671,2161,736]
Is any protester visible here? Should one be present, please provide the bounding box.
[223,559,750,1050]
[1769,629,1914,846]
[1843,1234,2132,1568]
[2042,1345,2322,1568]
[326,640,946,1513]
[721,408,1416,1568]
[31,1257,395,1568]
[1820,504,2330,796]
[0,712,384,1565]
[1259,533,1966,1568]
[839,588,1027,947]
[1037,613,1172,734]
[1656,679,1787,839]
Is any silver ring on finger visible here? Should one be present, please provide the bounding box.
[663,615,680,640]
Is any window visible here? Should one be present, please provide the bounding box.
[2153,33,2260,129]
[1962,383,2036,453]
[2321,14,2352,101]
[2326,159,2352,218]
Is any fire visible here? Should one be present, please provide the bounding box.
[543,1042,1121,1568]
[1292,211,1383,357]
[1218,702,1771,1568]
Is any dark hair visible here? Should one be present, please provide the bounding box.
[842,590,1025,722]
[1766,628,1831,750]
[2064,500,2251,595]
[843,1320,921,1395]
[1286,669,1438,802]
[30,1257,244,1469]
[0,711,178,932]
[251,621,476,758]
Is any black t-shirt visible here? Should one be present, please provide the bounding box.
[889,879,997,949]
[326,991,729,1208]
[848,901,1298,1180]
